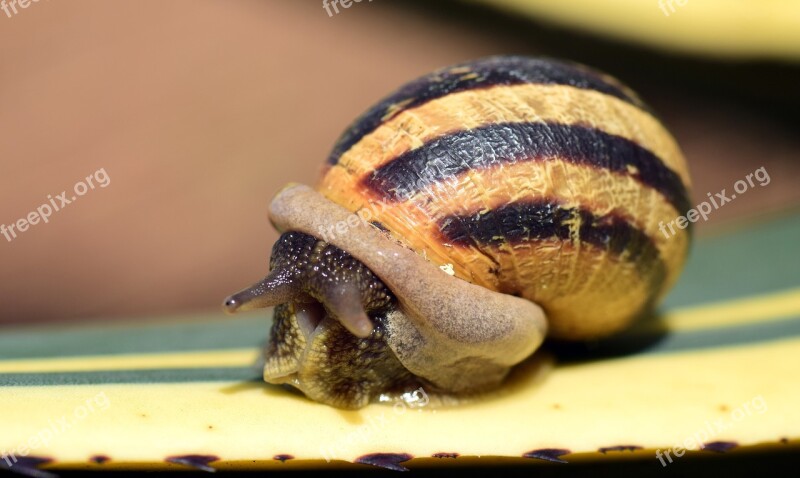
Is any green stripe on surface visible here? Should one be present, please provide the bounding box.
[0,367,262,386]
[2,315,798,386]
[0,316,270,360]
[662,213,800,309]
[555,313,800,362]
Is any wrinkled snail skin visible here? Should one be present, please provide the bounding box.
[268,185,547,399]
[223,56,692,409]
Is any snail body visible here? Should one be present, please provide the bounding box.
[224,56,692,409]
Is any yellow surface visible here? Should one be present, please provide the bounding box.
[469,0,800,60]
[0,289,798,470]
[662,287,800,331]
[0,339,795,469]
[0,350,259,374]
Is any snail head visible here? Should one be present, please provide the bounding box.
[224,231,423,409]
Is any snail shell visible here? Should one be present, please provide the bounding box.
[224,56,692,408]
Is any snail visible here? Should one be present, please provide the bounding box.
[223,56,692,409]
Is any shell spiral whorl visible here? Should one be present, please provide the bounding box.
[317,55,691,340]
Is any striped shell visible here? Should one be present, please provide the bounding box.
[317,56,691,340]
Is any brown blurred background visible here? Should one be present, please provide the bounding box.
[1,0,799,326]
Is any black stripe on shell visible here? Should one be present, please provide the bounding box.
[327,55,649,165]
[361,121,691,216]
[438,199,666,291]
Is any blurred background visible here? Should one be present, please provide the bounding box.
[1,0,798,327]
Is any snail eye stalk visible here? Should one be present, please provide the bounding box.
[223,268,297,314]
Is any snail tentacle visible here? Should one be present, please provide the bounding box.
[223,268,298,314]
[318,281,374,338]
